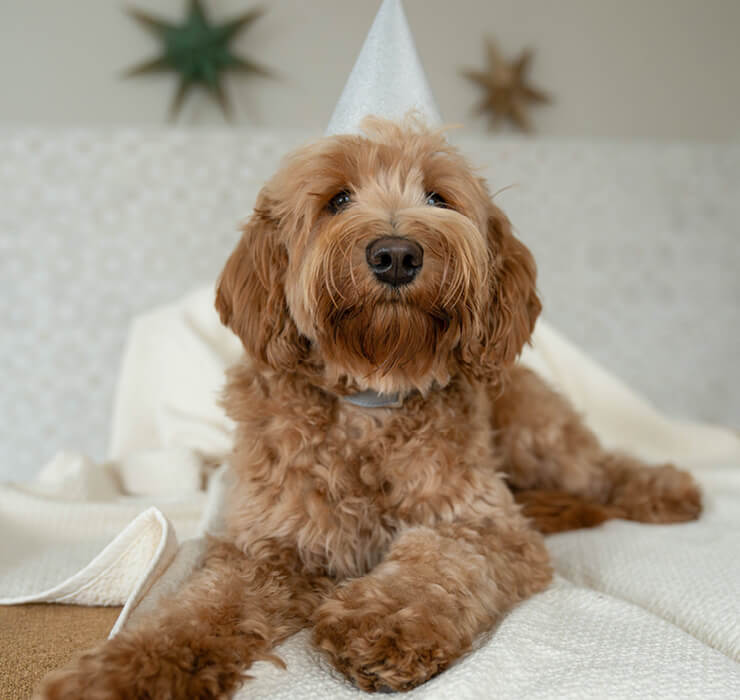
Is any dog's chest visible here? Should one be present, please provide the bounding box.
[325,403,486,502]
[285,391,496,574]
[229,375,498,578]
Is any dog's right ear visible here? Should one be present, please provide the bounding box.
[215,194,306,372]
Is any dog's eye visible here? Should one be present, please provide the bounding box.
[327,190,352,214]
[425,192,447,208]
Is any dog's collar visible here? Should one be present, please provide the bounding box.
[341,389,403,409]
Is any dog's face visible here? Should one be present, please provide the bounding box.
[216,118,540,395]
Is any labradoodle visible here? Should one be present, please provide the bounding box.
[41,118,701,698]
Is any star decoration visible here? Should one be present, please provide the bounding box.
[126,0,272,120]
[462,39,550,132]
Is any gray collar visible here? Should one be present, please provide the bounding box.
[342,389,403,408]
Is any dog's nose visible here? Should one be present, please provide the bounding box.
[365,236,423,287]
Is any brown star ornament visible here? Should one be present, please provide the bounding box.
[462,39,551,132]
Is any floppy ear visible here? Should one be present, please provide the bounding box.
[469,204,541,379]
[215,195,307,372]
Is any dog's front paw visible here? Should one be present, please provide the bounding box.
[37,643,129,700]
[312,606,452,692]
[312,581,465,692]
[37,625,251,700]
[613,463,702,524]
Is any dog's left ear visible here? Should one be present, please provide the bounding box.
[215,193,307,372]
[467,204,541,378]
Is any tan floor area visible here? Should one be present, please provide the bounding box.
[0,604,121,700]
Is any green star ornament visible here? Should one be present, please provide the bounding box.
[126,0,272,120]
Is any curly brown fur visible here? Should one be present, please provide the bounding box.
[40,539,334,700]
[40,117,701,699]
[493,366,702,532]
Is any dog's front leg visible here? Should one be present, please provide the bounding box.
[40,538,333,700]
[312,508,552,692]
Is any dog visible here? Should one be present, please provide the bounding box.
[41,117,701,698]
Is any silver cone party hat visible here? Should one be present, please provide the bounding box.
[326,0,442,135]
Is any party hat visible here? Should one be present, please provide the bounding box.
[326,0,442,135]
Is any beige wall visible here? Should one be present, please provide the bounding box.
[1,0,738,138]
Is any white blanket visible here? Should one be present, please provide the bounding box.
[1,285,738,698]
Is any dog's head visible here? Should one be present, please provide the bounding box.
[216,117,540,395]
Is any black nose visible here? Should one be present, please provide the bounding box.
[365,236,423,287]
